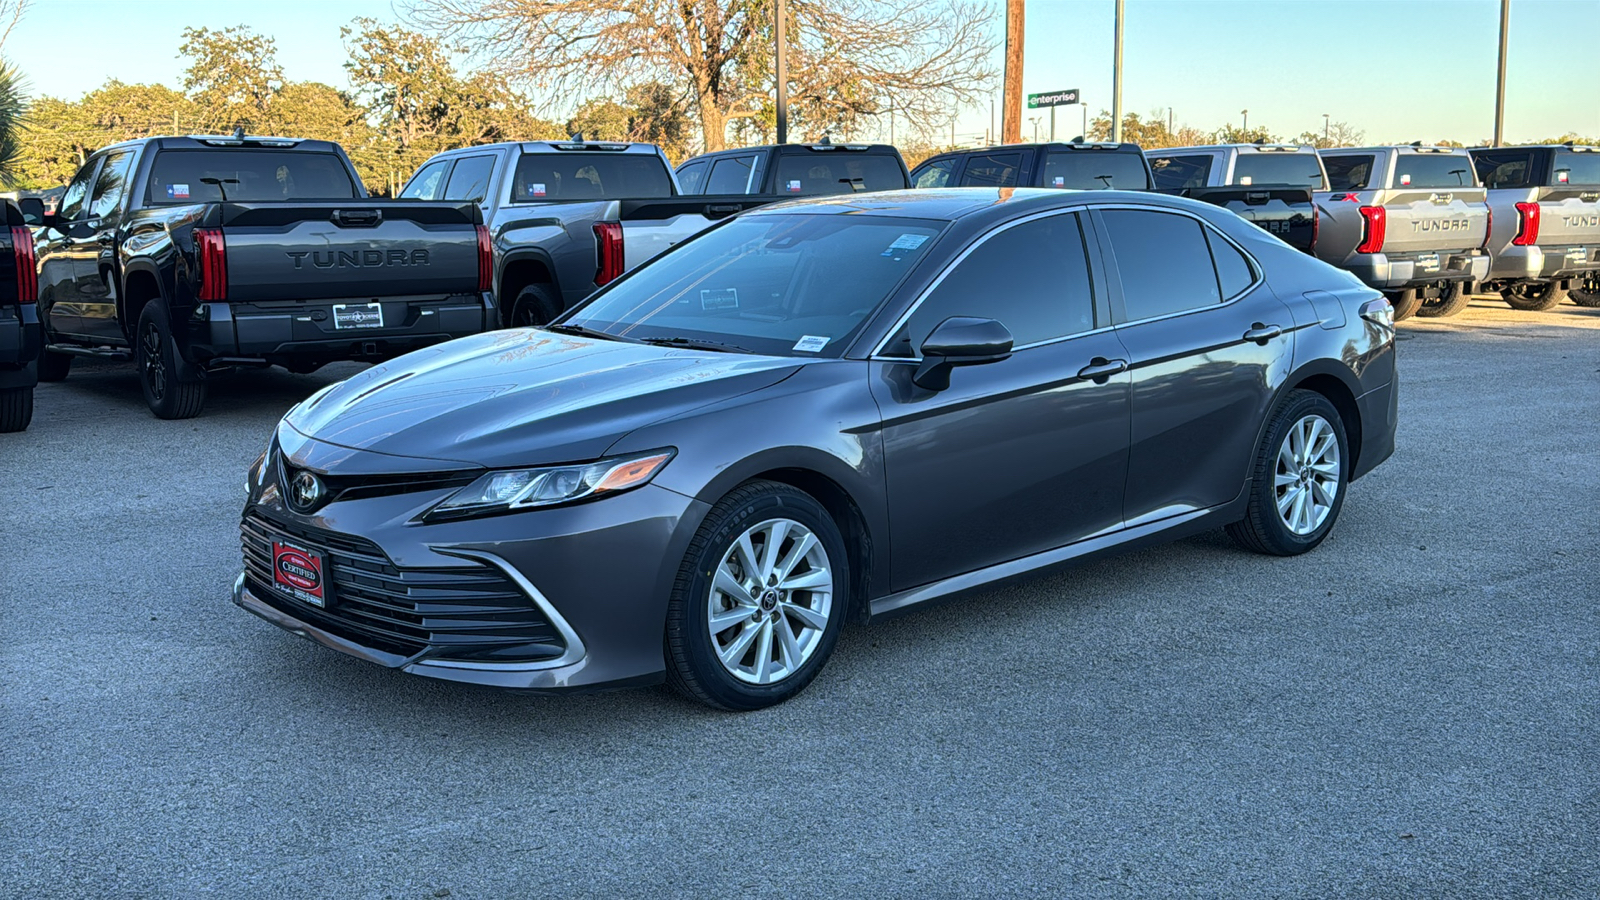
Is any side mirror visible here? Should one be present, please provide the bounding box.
[912,316,1013,391]
[17,197,42,226]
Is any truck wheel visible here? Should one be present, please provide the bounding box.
[1501,282,1566,311]
[136,300,207,420]
[1570,277,1600,308]
[510,284,563,328]
[37,350,71,382]
[0,384,32,432]
[1386,289,1423,321]
[1415,281,1471,318]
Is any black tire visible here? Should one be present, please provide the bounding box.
[665,480,850,711]
[1386,289,1423,321]
[0,384,32,432]
[1415,281,1471,318]
[136,300,207,419]
[1570,280,1600,308]
[36,350,71,382]
[1501,282,1567,312]
[509,283,563,328]
[1226,389,1350,557]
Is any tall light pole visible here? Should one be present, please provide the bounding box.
[1111,0,1125,142]
[1493,0,1509,146]
[775,0,788,144]
[1030,116,1042,142]
[1241,108,1249,133]
[1323,113,1330,143]
[1002,0,1024,143]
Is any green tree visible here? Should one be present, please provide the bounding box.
[0,62,27,184]
[566,82,693,160]
[179,26,284,131]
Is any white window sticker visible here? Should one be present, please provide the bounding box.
[700,288,738,310]
[1558,171,1570,183]
[786,179,803,192]
[882,233,930,257]
[1052,176,1066,187]
[793,335,829,353]
[1238,176,1253,186]
[167,183,190,200]
[1400,174,1411,186]
[531,182,547,197]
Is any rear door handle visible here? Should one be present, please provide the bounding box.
[1076,357,1128,383]
[1243,323,1283,344]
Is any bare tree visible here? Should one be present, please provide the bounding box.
[0,0,26,58]
[410,0,997,152]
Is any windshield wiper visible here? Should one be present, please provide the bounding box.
[638,336,754,354]
[543,323,640,343]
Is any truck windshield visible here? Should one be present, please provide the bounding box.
[145,150,358,203]
[1393,154,1476,189]
[1231,153,1326,190]
[511,153,673,201]
[1042,151,1152,190]
[563,214,943,357]
[1553,149,1600,186]
[773,154,906,196]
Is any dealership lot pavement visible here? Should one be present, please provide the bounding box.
[3,298,1597,899]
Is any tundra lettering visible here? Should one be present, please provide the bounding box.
[286,249,431,268]
[1412,219,1470,233]
[1562,215,1600,228]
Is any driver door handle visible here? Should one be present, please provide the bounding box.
[1243,323,1283,344]
[1076,357,1128,383]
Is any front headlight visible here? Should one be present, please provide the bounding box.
[422,449,675,522]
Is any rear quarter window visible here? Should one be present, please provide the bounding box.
[1099,209,1222,320]
[774,153,906,195]
[1231,152,1326,190]
[511,153,673,202]
[676,160,709,195]
[1323,155,1375,191]
[1392,154,1476,189]
[1148,155,1212,190]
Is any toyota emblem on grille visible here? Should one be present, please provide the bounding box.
[287,469,326,513]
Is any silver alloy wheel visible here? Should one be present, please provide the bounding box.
[707,517,833,685]
[1275,414,1341,536]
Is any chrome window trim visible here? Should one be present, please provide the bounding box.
[430,548,588,672]
[1092,202,1266,328]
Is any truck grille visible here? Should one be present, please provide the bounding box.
[240,513,565,662]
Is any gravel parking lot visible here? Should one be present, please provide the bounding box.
[3,297,1597,899]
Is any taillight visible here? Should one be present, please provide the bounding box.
[1310,207,1319,251]
[1356,205,1386,254]
[476,224,493,293]
[1512,202,1540,246]
[593,221,624,287]
[10,225,36,304]
[1481,206,1492,250]
[195,228,227,301]
[1359,297,1394,329]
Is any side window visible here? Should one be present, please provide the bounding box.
[443,155,495,202]
[1323,155,1375,191]
[1207,230,1255,299]
[1471,151,1530,189]
[705,155,756,194]
[891,213,1095,355]
[957,152,1022,187]
[89,150,136,222]
[912,158,955,189]
[1099,209,1222,320]
[1148,155,1212,191]
[58,159,100,221]
[676,160,709,194]
[400,160,451,200]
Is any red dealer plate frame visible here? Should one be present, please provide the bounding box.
[272,540,330,608]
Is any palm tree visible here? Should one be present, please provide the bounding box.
[0,63,29,185]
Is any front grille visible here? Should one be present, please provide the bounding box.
[241,513,565,662]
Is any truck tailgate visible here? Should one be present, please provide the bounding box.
[218,202,483,302]
[1374,188,1489,256]
[1181,186,1316,251]
[1533,187,1600,257]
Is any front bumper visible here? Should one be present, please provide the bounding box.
[189,293,496,364]
[1343,250,1490,291]
[1484,244,1600,283]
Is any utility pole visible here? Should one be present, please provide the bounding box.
[776,0,789,144]
[1002,0,1024,143]
[1323,113,1330,143]
[1111,0,1124,142]
[1030,116,1042,142]
[1167,107,1173,136]
[990,95,996,146]
[1493,0,1509,146]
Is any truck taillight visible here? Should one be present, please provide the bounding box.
[10,226,36,304]
[1482,206,1492,250]
[476,224,493,293]
[593,221,624,287]
[1512,202,1540,246]
[1356,205,1386,254]
[195,228,227,301]
[1310,207,1319,251]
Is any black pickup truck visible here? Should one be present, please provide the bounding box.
[27,134,493,419]
[0,199,39,431]
[676,141,912,196]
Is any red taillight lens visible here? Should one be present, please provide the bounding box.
[593,221,624,287]
[1482,206,1493,250]
[1356,205,1386,254]
[195,228,227,301]
[476,224,493,293]
[10,225,36,304]
[1512,202,1540,246]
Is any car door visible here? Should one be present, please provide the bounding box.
[36,156,104,339]
[869,211,1131,590]
[76,147,138,343]
[1091,205,1294,527]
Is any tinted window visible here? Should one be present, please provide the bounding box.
[443,155,495,201]
[1553,149,1600,186]
[146,150,358,203]
[676,160,709,195]
[1231,152,1326,190]
[510,153,672,202]
[58,162,97,221]
[1148,154,1212,190]
[706,155,756,194]
[1393,153,1475,189]
[401,159,450,200]
[774,153,906,195]
[565,214,941,357]
[891,214,1095,354]
[1207,229,1255,299]
[1323,155,1375,191]
[1042,150,1151,190]
[89,150,135,221]
[1100,209,1221,320]
[1471,150,1531,189]
[958,152,1022,187]
[912,158,955,189]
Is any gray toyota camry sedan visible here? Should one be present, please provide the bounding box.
[236,188,1397,710]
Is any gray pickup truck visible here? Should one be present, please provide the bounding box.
[1469,144,1600,310]
[1317,145,1491,319]
[402,141,773,327]
[1145,144,1323,253]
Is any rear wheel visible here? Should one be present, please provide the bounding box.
[1415,281,1471,318]
[510,283,563,328]
[1386,289,1423,321]
[136,300,207,419]
[36,349,71,382]
[1570,275,1600,307]
[0,384,32,432]
[1501,282,1567,311]
[1227,390,1349,556]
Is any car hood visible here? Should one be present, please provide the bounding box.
[285,329,802,468]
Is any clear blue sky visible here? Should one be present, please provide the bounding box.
[7,0,1596,147]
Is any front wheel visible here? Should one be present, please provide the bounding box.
[1386,289,1423,321]
[1227,390,1349,556]
[0,384,32,432]
[136,300,207,419]
[665,481,850,710]
[1501,282,1567,311]
[1415,281,1471,318]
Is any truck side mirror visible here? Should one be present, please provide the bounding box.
[17,197,42,225]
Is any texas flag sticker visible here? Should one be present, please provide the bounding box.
[167,183,190,199]
[786,179,802,193]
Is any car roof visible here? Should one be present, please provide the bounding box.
[1468,144,1599,152]
[741,186,1198,224]
[92,135,345,155]
[929,141,1145,158]
[1324,145,1471,154]
[1155,144,1318,154]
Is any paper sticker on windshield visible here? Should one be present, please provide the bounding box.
[167,183,190,200]
[700,288,738,310]
[793,335,829,353]
[882,233,930,257]
[786,179,803,192]
[1052,176,1066,188]
[530,182,547,197]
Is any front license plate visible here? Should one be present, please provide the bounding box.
[1415,253,1439,272]
[272,541,329,607]
[332,302,383,330]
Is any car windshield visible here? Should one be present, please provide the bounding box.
[145,150,358,203]
[562,214,944,357]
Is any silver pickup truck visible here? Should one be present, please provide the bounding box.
[1145,144,1324,252]
[1468,144,1600,311]
[1316,145,1491,319]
